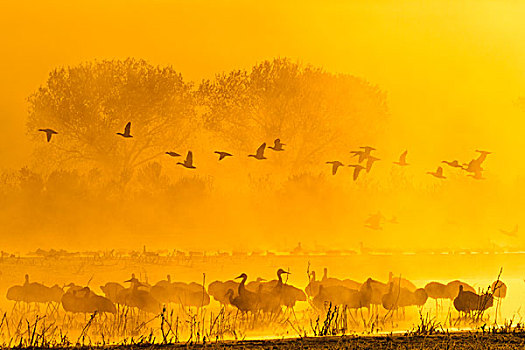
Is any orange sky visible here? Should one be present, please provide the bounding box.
[0,1,524,253]
[1,0,524,173]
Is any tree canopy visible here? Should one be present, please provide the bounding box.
[27,58,196,180]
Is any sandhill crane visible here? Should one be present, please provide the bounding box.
[321,268,360,290]
[442,160,462,168]
[351,150,368,163]
[425,281,448,311]
[230,273,258,313]
[177,151,196,169]
[38,128,58,142]
[116,122,133,138]
[271,269,306,308]
[388,272,417,292]
[117,275,161,314]
[166,151,181,157]
[445,280,476,300]
[214,151,233,160]
[365,156,380,172]
[248,143,267,160]
[360,146,376,155]
[268,139,285,151]
[365,212,384,230]
[468,170,485,180]
[427,166,446,179]
[500,225,518,237]
[348,164,365,180]
[62,286,116,314]
[382,282,413,312]
[393,150,409,166]
[475,150,491,163]
[360,277,388,313]
[100,282,125,304]
[305,271,321,297]
[208,280,239,306]
[326,161,344,175]
[246,277,267,293]
[453,285,493,316]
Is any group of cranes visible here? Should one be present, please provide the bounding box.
[38,122,491,181]
[208,269,306,315]
[6,268,507,320]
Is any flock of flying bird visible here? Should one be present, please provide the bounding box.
[38,122,490,179]
[6,269,507,319]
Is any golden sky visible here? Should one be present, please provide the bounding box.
[1,0,524,172]
[0,0,524,253]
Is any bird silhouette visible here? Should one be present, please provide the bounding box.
[475,150,491,163]
[365,211,384,230]
[468,170,485,180]
[442,160,462,168]
[500,224,518,237]
[360,146,376,154]
[177,151,196,169]
[348,164,365,180]
[166,152,181,157]
[248,143,267,160]
[393,150,409,166]
[350,150,368,163]
[427,166,446,179]
[116,122,132,138]
[326,161,344,175]
[365,156,380,172]
[268,139,285,151]
[38,129,58,142]
[215,151,233,161]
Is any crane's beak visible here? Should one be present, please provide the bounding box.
[235,274,243,279]
[283,271,291,274]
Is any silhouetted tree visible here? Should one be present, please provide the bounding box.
[199,58,388,168]
[27,58,196,182]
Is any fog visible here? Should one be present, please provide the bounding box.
[0,0,523,256]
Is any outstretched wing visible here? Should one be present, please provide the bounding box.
[186,151,193,164]
[124,122,131,135]
[353,167,361,181]
[256,143,266,157]
[399,150,407,163]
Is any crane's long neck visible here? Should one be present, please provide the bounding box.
[238,275,247,296]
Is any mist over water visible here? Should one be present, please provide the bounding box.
[0,0,523,344]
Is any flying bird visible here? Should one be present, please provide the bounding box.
[177,151,196,169]
[350,150,368,163]
[427,166,446,179]
[268,139,285,151]
[348,164,365,180]
[166,152,181,157]
[215,151,233,161]
[500,225,518,237]
[360,146,376,154]
[468,170,485,180]
[393,150,409,166]
[248,143,267,160]
[366,156,380,172]
[38,129,58,142]
[326,161,344,175]
[116,122,133,138]
[442,160,462,168]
